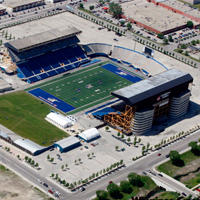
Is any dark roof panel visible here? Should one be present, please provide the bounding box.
[111,69,193,105]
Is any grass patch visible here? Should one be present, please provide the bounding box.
[0,91,67,146]
[156,191,180,200]
[0,164,9,172]
[184,173,200,189]
[157,150,200,177]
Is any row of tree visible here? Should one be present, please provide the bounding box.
[96,172,146,200]
[51,160,124,190]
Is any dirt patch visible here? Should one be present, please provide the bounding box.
[0,165,49,200]
[173,158,200,184]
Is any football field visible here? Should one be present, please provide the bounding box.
[28,62,142,113]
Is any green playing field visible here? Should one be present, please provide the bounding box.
[39,65,132,109]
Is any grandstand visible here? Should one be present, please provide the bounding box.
[4,27,89,83]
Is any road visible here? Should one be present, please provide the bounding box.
[0,129,199,199]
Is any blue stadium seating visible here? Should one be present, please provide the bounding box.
[17,44,89,83]
[92,107,120,120]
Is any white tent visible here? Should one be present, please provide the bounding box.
[46,112,73,128]
[78,128,100,142]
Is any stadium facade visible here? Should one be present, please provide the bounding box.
[103,69,193,135]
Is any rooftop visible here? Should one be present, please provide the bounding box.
[55,136,80,148]
[3,0,42,8]
[14,138,44,154]
[112,69,193,105]
[121,0,197,32]
[5,27,81,52]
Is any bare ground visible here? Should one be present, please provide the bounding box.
[0,165,49,200]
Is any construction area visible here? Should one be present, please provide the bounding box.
[121,0,197,34]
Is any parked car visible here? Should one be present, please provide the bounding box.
[43,183,48,188]
[48,189,54,194]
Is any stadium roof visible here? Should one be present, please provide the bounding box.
[5,27,81,52]
[54,136,80,149]
[111,69,193,105]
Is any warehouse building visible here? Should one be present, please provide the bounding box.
[54,136,80,153]
[2,0,45,12]
[78,128,100,142]
[14,138,50,155]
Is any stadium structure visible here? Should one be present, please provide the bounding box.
[3,27,89,83]
[1,27,193,138]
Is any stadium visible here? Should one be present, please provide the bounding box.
[0,26,193,154]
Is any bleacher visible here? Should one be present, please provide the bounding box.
[92,107,120,120]
[5,27,89,83]
[16,45,88,83]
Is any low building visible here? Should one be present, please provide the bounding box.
[14,138,49,155]
[78,128,100,142]
[0,78,12,93]
[184,0,200,5]
[0,6,6,15]
[46,112,74,129]
[2,0,45,12]
[54,136,80,153]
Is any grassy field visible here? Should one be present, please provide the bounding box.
[0,91,67,146]
[156,191,180,200]
[157,150,200,177]
[38,64,132,109]
[184,173,200,189]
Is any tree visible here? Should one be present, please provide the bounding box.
[105,126,109,131]
[25,156,28,161]
[168,35,173,42]
[120,180,132,193]
[109,2,123,19]
[186,21,193,29]
[163,38,168,45]
[107,182,122,199]
[47,155,50,160]
[180,44,187,49]
[96,190,108,200]
[117,132,120,137]
[51,158,54,162]
[79,3,84,9]
[157,33,164,39]
[127,137,131,142]
[61,165,64,170]
[35,163,39,168]
[89,5,94,10]
[191,40,197,46]
[169,150,184,166]
[185,51,189,56]
[127,22,132,30]
[189,141,200,156]
[128,173,144,187]
[115,146,119,151]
